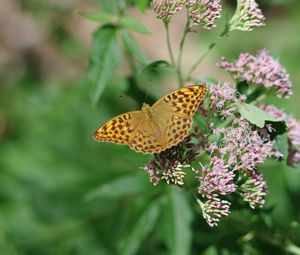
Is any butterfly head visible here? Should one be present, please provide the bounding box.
[141,103,153,119]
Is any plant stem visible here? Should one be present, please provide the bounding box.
[164,21,176,68]
[185,28,229,82]
[177,17,190,87]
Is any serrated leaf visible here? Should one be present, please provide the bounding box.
[120,201,160,255]
[85,173,149,201]
[121,31,148,64]
[88,26,121,103]
[237,103,281,128]
[79,11,114,23]
[120,16,150,34]
[166,188,193,255]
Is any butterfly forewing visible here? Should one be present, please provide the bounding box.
[152,85,207,118]
[93,111,143,145]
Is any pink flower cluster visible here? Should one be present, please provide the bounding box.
[208,82,238,117]
[151,0,185,21]
[198,198,231,227]
[239,170,267,209]
[217,50,292,98]
[210,119,278,171]
[199,157,236,199]
[229,0,265,31]
[151,0,222,29]
[186,0,222,29]
[197,115,277,226]
[260,104,300,166]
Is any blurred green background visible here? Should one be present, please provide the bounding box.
[0,0,300,254]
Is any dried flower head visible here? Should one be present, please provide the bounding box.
[144,127,207,185]
[239,170,267,209]
[218,50,292,98]
[198,198,231,227]
[161,162,188,185]
[199,157,236,199]
[151,0,185,21]
[229,0,265,31]
[186,0,222,29]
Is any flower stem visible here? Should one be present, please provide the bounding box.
[177,16,190,87]
[164,21,176,68]
[185,28,229,83]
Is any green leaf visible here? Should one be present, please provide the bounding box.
[138,60,173,89]
[236,80,249,96]
[275,133,288,160]
[165,188,193,255]
[121,31,148,64]
[245,87,266,103]
[237,102,283,128]
[120,201,160,255]
[79,11,114,23]
[120,16,151,34]
[202,246,218,255]
[85,173,149,201]
[266,120,287,139]
[141,60,172,74]
[88,26,121,103]
[137,60,175,100]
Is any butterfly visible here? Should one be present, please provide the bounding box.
[93,85,207,154]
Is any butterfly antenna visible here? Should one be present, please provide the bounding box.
[145,85,150,103]
[119,94,138,107]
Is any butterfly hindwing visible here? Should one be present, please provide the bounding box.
[150,113,193,151]
[129,118,164,154]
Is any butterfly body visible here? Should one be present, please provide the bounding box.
[93,85,206,154]
[142,103,154,120]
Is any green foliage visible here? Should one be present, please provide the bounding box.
[127,0,150,12]
[275,133,289,160]
[119,16,151,34]
[119,201,160,255]
[88,26,121,103]
[237,102,286,129]
[79,11,114,23]
[165,188,193,255]
[121,31,148,64]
